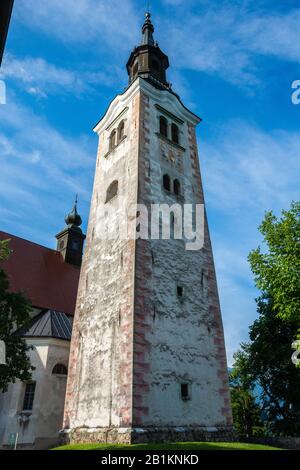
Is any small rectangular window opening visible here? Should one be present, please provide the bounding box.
[177,285,183,297]
[181,383,189,401]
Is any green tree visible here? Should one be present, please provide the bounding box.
[0,241,34,392]
[248,201,300,323]
[232,295,300,436]
[229,373,264,438]
[0,239,12,261]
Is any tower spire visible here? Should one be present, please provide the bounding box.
[126,11,170,89]
[56,196,86,266]
[65,194,82,229]
[142,12,155,46]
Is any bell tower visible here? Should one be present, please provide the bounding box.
[62,12,233,444]
[56,197,86,267]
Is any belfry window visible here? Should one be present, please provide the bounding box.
[171,123,179,144]
[109,129,117,151]
[133,62,138,79]
[160,116,168,137]
[105,180,118,203]
[152,59,159,72]
[118,120,125,142]
[174,179,181,196]
[163,174,171,192]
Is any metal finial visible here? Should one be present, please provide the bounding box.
[65,195,82,228]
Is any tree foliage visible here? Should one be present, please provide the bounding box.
[232,295,300,436]
[0,241,34,392]
[248,201,300,323]
[0,239,12,261]
[229,373,264,437]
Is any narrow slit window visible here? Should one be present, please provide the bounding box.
[177,285,183,298]
[181,383,190,401]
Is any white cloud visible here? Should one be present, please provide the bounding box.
[200,119,300,363]
[237,9,300,63]
[16,0,139,51]
[0,54,124,98]
[0,95,96,245]
[14,0,300,87]
[1,55,87,97]
[202,120,300,212]
[158,2,300,85]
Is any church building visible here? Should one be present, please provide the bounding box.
[62,13,232,444]
[0,201,85,449]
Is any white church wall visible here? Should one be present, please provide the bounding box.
[0,338,70,449]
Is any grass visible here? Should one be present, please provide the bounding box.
[53,442,281,451]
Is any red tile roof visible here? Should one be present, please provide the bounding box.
[0,231,80,315]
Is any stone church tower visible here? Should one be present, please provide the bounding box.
[62,13,233,444]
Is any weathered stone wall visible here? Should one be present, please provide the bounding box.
[63,82,141,431]
[62,425,234,446]
[132,83,232,428]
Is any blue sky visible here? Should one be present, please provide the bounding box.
[0,0,300,365]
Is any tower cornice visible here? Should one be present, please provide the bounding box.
[93,78,201,136]
[93,78,140,135]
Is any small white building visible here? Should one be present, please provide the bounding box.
[0,311,72,450]
[0,203,84,449]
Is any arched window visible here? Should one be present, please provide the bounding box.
[109,129,117,151]
[105,180,118,203]
[163,174,171,192]
[52,364,68,376]
[174,179,181,196]
[171,123,179,144]
[160,116,168,137]
[118,120,125,142]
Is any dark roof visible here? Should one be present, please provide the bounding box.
[18,310,73,341]
[0,231,80,315]
[0,1,14,67]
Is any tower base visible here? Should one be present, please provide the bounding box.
[60,426,235,446]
